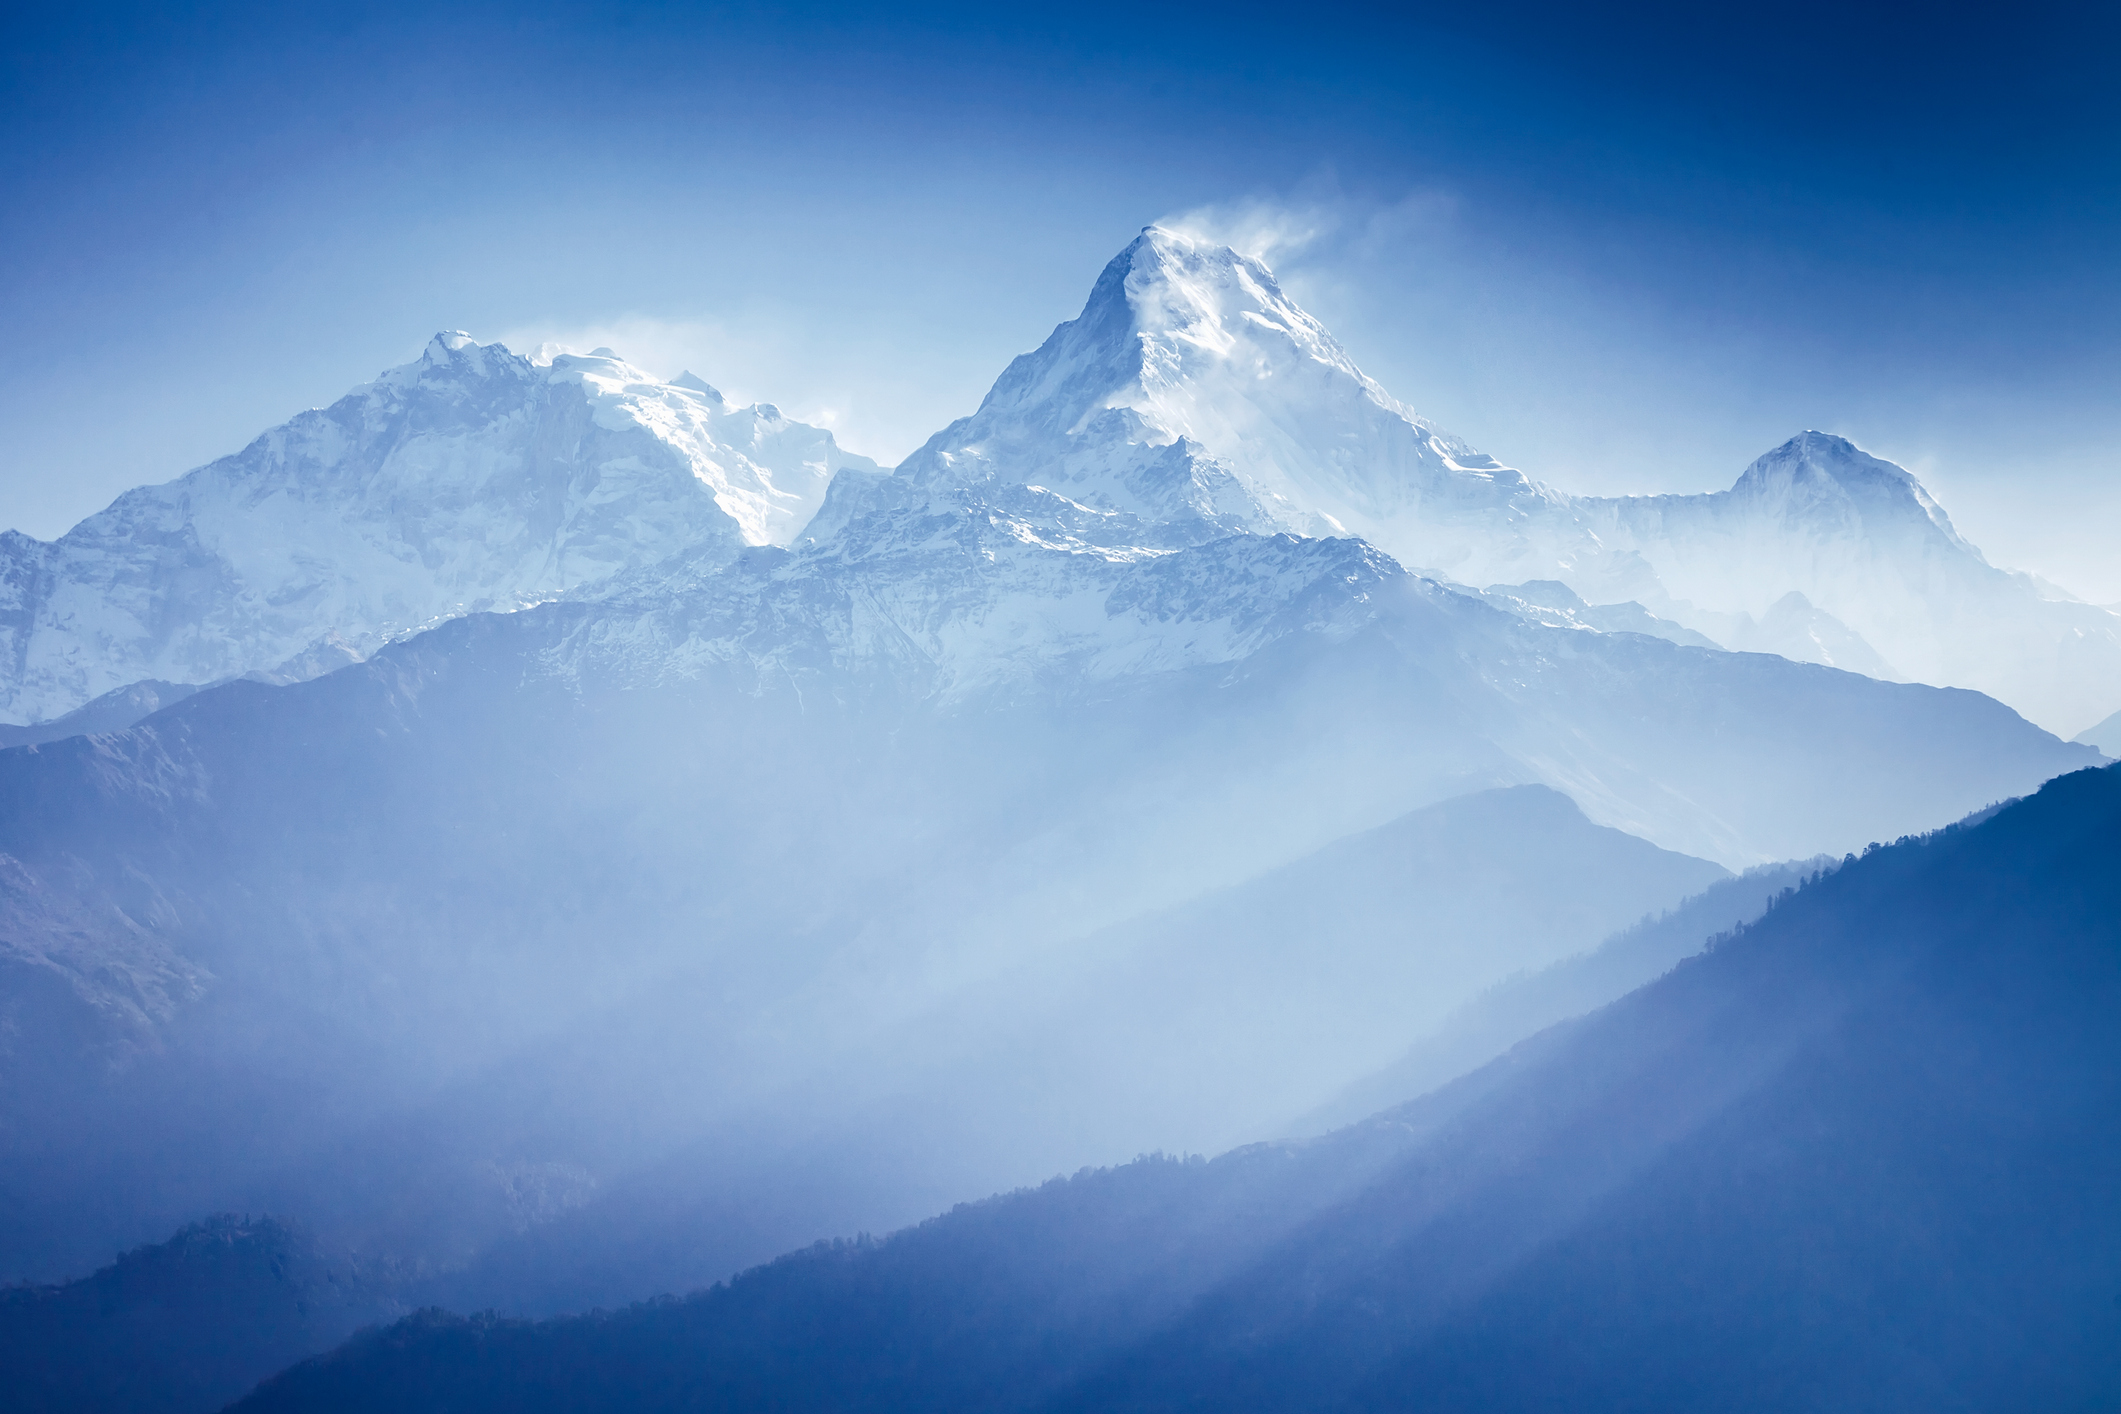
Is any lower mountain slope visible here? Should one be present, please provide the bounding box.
[0,519,2089,1294]
[1299,851,1828,1134]
[410,785,1727,1315]
[860,785,1731,1158]
[231,764,2121,1412]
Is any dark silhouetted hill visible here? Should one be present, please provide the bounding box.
[0,1216,398,1414]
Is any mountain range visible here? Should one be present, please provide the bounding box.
[0,225,2109,1404]
[1,228,2114,737]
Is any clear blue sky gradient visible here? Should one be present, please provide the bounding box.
[5,0,2118,594]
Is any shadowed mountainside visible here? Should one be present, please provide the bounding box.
[409,784,1728,1315]
[0,1217,399,1414]
[232,764,2121,1412]
[1296,850,1833,1134]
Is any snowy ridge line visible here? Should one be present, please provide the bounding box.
[0,334,876,726]
[4,225,2118,734]
[861,224,2119,733]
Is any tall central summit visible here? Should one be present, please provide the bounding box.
[853,225,2121,732]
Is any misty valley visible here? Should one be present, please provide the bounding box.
[3,228,2119,1412]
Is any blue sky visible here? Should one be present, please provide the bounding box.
[6,0,2118,595]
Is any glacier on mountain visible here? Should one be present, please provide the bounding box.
[0,334,876,725]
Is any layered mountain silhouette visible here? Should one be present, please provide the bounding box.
[0,227,2104,1342]
[230,763,2121,1413]
[397,786,1731,1316]
[1299,851,1830,1134]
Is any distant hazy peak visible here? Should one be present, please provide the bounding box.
[2075,706,2121,758]
[1726,431,1974,551]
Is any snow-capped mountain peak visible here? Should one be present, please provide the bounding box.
[1727,431,1973,552]
[0,335,876,725]
[374,329,532,394]
[852,230,2121,732]
[9,232,2118,737]
[881,226,1566,569]
[972,224,1367,436]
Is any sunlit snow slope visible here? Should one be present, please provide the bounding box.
[5,228,2112,732]
[948,226,2121,733]
[886,226,1577,559]
[0,335,876,725]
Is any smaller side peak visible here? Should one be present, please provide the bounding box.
[547,347,654,382]
[1740,431,1910,489]
[393,331,529,386]
[1730,430,1974,550]
[671,371,727,405]
[546,347,628,370]
[424,330,477,361]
